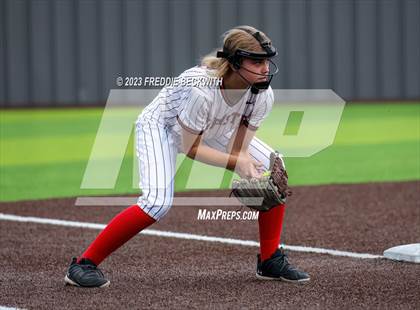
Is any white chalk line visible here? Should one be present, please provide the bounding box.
[0,213,383,260]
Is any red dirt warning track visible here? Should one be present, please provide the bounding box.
[0,181,419,309]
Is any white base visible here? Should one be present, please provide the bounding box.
[383,243,420,263]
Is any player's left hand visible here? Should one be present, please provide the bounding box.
[231,151,292,211]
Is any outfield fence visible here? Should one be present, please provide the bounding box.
[1,0,419,107]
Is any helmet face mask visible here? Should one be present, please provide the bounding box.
[216,28,279,91]
[237,57,278,90]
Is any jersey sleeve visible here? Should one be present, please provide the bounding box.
[247,87,274,131]
[177,88,209,135]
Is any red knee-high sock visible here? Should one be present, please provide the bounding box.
[258,204,286,261]
[79,204,156,265]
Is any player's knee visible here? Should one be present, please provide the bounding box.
[137,189,174,220]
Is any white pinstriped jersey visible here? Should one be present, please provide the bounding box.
[138,66,274,151]
[135,66,276,220]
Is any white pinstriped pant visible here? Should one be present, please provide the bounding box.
[135,120,277,220]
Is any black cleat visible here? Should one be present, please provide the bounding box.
[256,249,310,283]
[64,257,110,288]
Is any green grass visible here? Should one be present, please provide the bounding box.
[1,103,419,201]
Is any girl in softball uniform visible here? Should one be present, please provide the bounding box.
[65,25,309,288]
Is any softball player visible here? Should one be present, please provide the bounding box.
[65,26,309,288]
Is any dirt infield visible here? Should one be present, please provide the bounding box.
[0,181,419,309]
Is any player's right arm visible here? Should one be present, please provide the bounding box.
[179,125,262,179]
[177,87,262,178]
